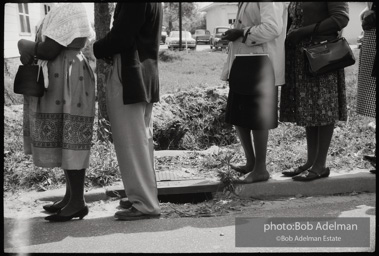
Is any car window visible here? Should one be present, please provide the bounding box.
[216,28,228,33]
[169,31,192,38]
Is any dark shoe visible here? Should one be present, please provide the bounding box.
[119,198,133,209]
[43,201,65,213]
[292,168,330,181]
[230,164,250,174]
[363,155,376,168]
[370,169,376,174]
[363,155,376,162]
[45,206,89,222]
[282,166,308,177]
[114,207,160,221]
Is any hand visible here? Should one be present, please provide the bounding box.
[18,39,34,56]
[221,29,244,41]
[20,52,34,65]
[286,28,306,44]
[362,10,376,30]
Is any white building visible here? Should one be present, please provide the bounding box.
[200,2,366,45]
[4,3,55,59]
[199,2,238,34]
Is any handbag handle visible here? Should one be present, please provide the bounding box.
[309,20,343,44]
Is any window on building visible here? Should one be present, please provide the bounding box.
[44,4,51,15]
[18,3,31,33]
[228,19,236,25]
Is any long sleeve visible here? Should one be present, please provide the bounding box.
[317,2,349,35]
[243,2,284,46]
[93,3,147,59]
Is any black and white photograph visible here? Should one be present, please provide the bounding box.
[3,1,376,253]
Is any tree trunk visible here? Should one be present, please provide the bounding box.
[168,2,173,33]
[94,3,114,142]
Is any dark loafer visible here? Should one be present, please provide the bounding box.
[292,168,330,181]
[282,167,308,177]
[114,207,161,221]
[119,197,133,209]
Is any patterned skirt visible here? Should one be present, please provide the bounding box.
[23,49,96,169]
[279,40,347,127]
[357,28,376,118]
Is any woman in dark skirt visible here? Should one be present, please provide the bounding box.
[280,2,349,181]
[221,2,288,183]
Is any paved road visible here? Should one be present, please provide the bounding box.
[4,193,375,253]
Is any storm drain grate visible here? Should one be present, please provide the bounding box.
[155,171,187,182]
[106,170,222,200]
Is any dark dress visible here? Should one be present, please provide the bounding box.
[357,3,376,118]
[279,2,347,127]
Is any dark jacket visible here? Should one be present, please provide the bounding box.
[93,3,163,104]
[302,2,349,42]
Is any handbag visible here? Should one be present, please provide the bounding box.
[14,63,45,97]
[302,22,356,76]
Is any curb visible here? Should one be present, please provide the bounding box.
[37,187,109,203]
[235,172,376,199]
[36,171,376,202]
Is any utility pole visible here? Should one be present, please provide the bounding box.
[179,2,182,50]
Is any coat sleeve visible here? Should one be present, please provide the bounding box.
[93,3,146,59]
[243,2,284,46]
[316,2,349,35]
[327,2,349,29]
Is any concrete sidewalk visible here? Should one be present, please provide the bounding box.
[35,148,376,203]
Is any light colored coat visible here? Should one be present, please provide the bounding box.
[221,2,288,86]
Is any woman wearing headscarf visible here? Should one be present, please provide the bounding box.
[17,3,95,221]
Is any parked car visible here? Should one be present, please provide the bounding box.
[166,31,197,50]
[193,29,211,44]
[357,31,364,49]
[210,26,229,50]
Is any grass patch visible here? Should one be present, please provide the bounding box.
[159,49,228,95]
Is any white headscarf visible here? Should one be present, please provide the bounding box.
[41,3,94,46]
[37,3,94,88]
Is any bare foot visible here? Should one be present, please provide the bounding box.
[234,170,270,184]
[230,164,253,174]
